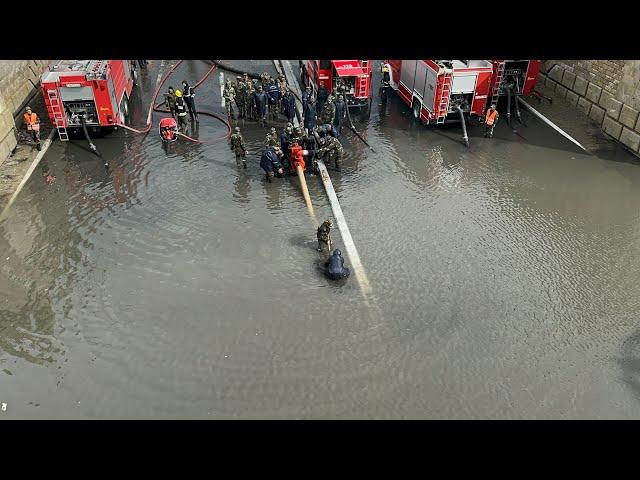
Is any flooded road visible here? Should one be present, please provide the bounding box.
[2,60,640,418]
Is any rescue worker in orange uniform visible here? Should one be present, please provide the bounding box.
[484,104,499,138]
[23,106,41,150]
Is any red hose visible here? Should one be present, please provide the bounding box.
[117,60,231,144]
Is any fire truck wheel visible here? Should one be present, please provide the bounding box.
[120,95,130,123]
[412,100,421,121]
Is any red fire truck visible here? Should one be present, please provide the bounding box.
[299,60,373,111]
[487,60,543,124]
[41,60,136,140]
[386,60,494,125]
[488,60,542,104]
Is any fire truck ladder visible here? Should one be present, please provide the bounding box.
[356,74,368,98]
[46,89,69,141]
[490,60,506,108]
[436,70,453,124]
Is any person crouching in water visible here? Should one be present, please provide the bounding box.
[324,249,350,280]
[260,146,284,182]
[317,218,333,252]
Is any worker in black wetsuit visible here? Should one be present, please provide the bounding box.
[324,249,350,280]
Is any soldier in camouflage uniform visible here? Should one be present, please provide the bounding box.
[290,125,304,147]
[319,135,344,171]
[223,80,237,119]
[234,75,247,119]
[277,73,288,93]
[264,127,279,148]
[277,74,288,112]
[321,96,336,125]
[260,72,271,90]
[229,126,248,168]
[316,219,333,252]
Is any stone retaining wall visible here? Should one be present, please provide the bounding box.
[0,61,49,164]
[539,60,640,157]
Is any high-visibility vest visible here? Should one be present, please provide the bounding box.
[485,109,498,126]
[175,101,187,116]
[24,112,39,129]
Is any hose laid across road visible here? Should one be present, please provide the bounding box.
[118,60,231,144]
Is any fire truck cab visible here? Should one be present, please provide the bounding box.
[41,60,135,140]
[299,60,373,111]
[387,60,494,125]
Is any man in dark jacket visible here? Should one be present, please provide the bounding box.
[333,94,347,138]
[324,249,350,280]
[182,80,198,122]
[302,85,312,118]
[304,97,317,135]
[281,90,296,124]
[315,123,336,139]
[260,146,284,182]
[317,84,329,113]
[280,126,292,158]
[266,82,281,120]
[253,85,268,126]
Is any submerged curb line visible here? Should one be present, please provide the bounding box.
[0,129,55,223]
[279,59,372,297]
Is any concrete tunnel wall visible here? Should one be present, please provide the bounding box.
[0,60,49,166]
[539,60,640,157]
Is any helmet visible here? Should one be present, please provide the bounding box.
[286,122,293,129]
[294,126,302,134]
[338,94,343,100]
[333,249,341,256]
[325,219,333,228]
[306,85,311,90]
[236,75,242,80]
[175,90,182,97]
[270,127,276,134]
[491,104,496,109]
[234,127,240,133]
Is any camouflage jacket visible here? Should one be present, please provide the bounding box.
[230,133,247,153]
[323,136,344,156]
[317,223,332,242]
[223,86,236,102]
